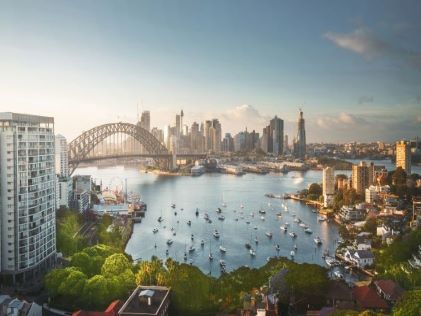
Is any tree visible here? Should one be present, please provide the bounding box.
[101,253,132,277]
[308,183,322,196]
[284,263,328,299]
[83,275,111,310]
[71,252,94,276]
[393,290,421,316]
[363,217,377,235]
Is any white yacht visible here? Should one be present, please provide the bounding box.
[314,236,322,245]
[219,245,227,253]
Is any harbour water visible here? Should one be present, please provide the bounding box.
[75,166,340,277]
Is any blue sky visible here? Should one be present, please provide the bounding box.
[0,0,420,142]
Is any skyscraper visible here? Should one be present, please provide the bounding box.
[211,119,222,152]
[140,111,150,132]
[294,109,306,159]
[55,134,68,177]
[323,167,335,207]
[396,140,411,175]
[0,113,56,283]
[352,161,374,196]
[270,116,284,155]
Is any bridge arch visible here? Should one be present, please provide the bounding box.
[68,122,168,175]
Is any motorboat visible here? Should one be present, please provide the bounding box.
[294,218,301,223]
[171,203,176,208]
[260,216,265,221]
[157,217,163,223]
[166,239,173,245]
[317,216,327,222]
[255,237,259,244]
[165,249,169,256]
[195,208,199,216]
[305,228,313,234]
[276,213,283,218]
[153,228,158,233]
[183,252,187,261]
[285,222,290,226]
[254,226,258,230]
[259,209,266,214]
[334,271,344,279]
[280,225,287,231]
[213,230,220,238]
[188,246,196,253]
[201,240,205,247]
[289,232,297,238]
[299,223,307,228]
[187,220,191,226]
[249,249,256,256]
[293,244,298,250]
[191,234,194,240]
[245,243,252,249]
[172,232,176,236]
[275,244,281,251]
[218,215,225,221]
[240,204,244,209]
[290,250,295,257]
[209,253,214,261]
[265,232,273,238]
[246,221,250,224]
[314,236,322,245]
[216,207,222,213]
[325,256,340,267]
[219,259,226,267]
[219,245,227,253]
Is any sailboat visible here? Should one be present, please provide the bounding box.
[209,238,214,261]
[219,224,227,253]
[222,192,227,207]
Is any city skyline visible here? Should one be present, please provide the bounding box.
[1,1,421,142]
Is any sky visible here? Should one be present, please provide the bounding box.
[0,0,420,142]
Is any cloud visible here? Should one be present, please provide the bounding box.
[324,27,421,71]
[358,95,374,104]
[316,112,366,129]
[220,104,271,134]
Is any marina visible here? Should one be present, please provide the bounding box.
[75,165,341,277]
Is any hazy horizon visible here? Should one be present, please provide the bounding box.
[1,0,420,142]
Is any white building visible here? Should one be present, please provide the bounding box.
[55,134,68,177]
[344,249,374,267]
[73,175,91,205]
[322,166,335,207]
[0,113,56,284]
[57,177,72,208]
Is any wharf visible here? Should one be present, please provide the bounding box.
[289,194,323,207]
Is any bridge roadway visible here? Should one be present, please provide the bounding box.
[69,152,207,164]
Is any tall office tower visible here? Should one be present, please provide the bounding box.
[323,167,335,207]
[294,109,306,159]
[284,135,289,153]
[151,127,164,144]
[190,122,204,153]
[352,161,374,196]
[204,120,212,152]
[270,116,284,155]
[0,113,56,283]
[396,140,411,175]
[222,133,234,152]
[55,134,68,177]
[261,126,271,153]
[140,111,150,132]
[180,110,184,136]
[175,114,181,138]
[211,119,222,152]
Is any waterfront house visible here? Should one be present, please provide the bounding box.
[373,280,404,304]
[339,205,365,222]
[344,250,374,267]
[118,286,170,316]
[352,286,388,311]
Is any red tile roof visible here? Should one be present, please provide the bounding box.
[353,286,388,310]
[72,300,122,316]
[374,280,405,301]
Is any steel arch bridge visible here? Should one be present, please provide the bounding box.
[68,122,169,175]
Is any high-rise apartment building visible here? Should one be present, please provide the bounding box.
[211,119,222,153]
[396,140,411,175]
[352,161,374,196]
[204,120,212,152]
[323,167,335,207]
[0,113,56,283]
[294,109,306,159]
[140,111,150,132]
[55,134,68,177]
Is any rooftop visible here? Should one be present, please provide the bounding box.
[353,286,388,310]
[119,286,170,316]
[374,279,405,301]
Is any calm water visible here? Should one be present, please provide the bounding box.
[75,166,340,277]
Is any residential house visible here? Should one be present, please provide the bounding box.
[352,286,388,311]
[344,250,374,267]
[374,280,404,304]
[118,286,170,316]
[72,300,122,316]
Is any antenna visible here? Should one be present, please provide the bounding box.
[137,103,139,122]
